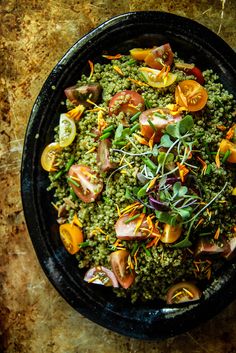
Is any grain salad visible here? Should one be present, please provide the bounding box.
[41,43,236,304]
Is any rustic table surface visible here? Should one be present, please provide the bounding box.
[1,0,236,352]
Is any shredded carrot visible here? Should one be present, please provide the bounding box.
[102,54,122,60]
[66,104,85,120]
[133,247,139,268]
[215,147,221,168]
[196,156,207,174]
[206,268,212,280]
[146,236,160,248]
[128,77,149,87]
[177,162,189,182]
[85,146,96,154]
[88,60,94,80]
[216,125,227,131]
[226,124,236,140]
[115,204,121,217]
[195,217,204,228]
[146,176,158,191]
[133,133,149,146]
[113,65,124,76]
[127,255,134,270]
[120,202,140,215]
[134,213,145,234]
[214,227,220,240]
[148,132,155,150]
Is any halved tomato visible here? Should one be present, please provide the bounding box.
[84,266,119,287]
[218,139,236,163]
[175,63,205,85]
[115,214,156,240]
[139,67,177,88]
[68,164,103,203]
[109,90,145,116]
[59,223,83,254]
[130,47,152,61]
[175,80,208,112]
[166,282,201,304]
[97,139,116,172]
[144,43,174,69]
[160,224,182,244]
[110,250,135,289]
[139,107,182,142]
[41,142,61,172]
[59,113,76,147]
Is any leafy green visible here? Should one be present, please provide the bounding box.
[158,152,174,165]
[159,134,174,148]
[165,114,194,139]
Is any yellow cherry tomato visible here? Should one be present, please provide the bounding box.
[130,48,152,61]
[175,80,208,112]
[219,139,236,163]
[59,223,83,254]
[161,224,182,244]
[59,113,76,147]
[139,67,177,88]
[41,142,61,172]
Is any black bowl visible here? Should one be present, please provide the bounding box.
[21,11,236,340]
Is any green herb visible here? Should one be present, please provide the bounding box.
[69,188,77,200]
[53,170,64,180]
[131,242,139,256]
[113,140,127,146]
[79,241,91,248]
[222,149,231,163]
[67,176,80,188]
[153,112,167,119]
[65,155,75,172]
[124,213,141,224]
[100,131,112,140]
[199,232,212,236]
[87,132,98,137]
[205,164,212,175]
[147,119,157,132]
[130,123,140,133]
[158,151,174,165]
[139,71,148,83]
[145,98,152,109]
[103,125,115,133]
[141,243,151,257]
[114,123,124,140]
[159,134,173,148]
[137,182,150,197]
[143,157,157,171]
[130,111,141,122]
[126,58,137,65]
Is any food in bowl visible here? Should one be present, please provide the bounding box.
[41,43,236,303]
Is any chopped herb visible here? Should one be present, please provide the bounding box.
[147,119,157,132]
[103,125,115,133]
[142,243,151,257]
[100,131,112,140]
[130,111,141,122]
[130,123,140,133]
[222,149,231,163]
[124,213,141,224]
[67,176,80,188]
[65,155,75,172]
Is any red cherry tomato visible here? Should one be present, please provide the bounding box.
[84,266,119,287]
[109,90,145,116]
[139,107,182,142]
[115,214,156,240]
[97,139,116,172]
[175,63,205,85]
[110,250,135,289]
[68,164,103,203]
[166,282,201,304]
[144,43,174,70]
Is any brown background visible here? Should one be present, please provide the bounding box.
[1,0,236,352]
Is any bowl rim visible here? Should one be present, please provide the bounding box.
[21,11,236,340]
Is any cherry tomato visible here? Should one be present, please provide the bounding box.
[59,113,76,147]
[68,164,103,203]
[222,236,236,260]
[195,238,224,257]
[115,214,155,240]
[166,282,201,304]
[175,63,205,85]
[41,142,61,172]
[97,139,116,172]
[64,83,101,107]
[139,107,182,142]
[175,80,208,112]
[84,266,119,287]
[59,223,83,254]
[219,139,236,163]
[110,250,135,289]
[130,47,152,61]
[109,90,145,116]
[139,67,177,89]
[144,43,174,70]
[160,224,182,244]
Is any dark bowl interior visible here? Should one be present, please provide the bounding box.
[21,11,236,340]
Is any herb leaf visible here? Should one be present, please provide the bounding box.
[179,115,194,135]
[159,134,173,148]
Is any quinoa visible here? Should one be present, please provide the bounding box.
[44,46,236,303]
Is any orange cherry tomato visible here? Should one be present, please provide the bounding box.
[59,223,83,254]
[160,224,182,244]
[68,164,103,203]
[144,43,174,70]
[166,282,201,304]
[175,80,208,112]
[139,107,182,142]
[130,47,152,61]
[110,250,135,289]
[219,139,236,163]
[109,90,145,116]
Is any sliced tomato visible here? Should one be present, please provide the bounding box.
[41,142,61,172]
[195,238,224,257]
[219,139,236,163]
[166,282,201,304]
[175,80,208,112]
[110,250,135,289]
[59,223,83,254]
[130,47,152,61]
[59,113,76,147]
[160,224,182,244]
[175,63,205,85]
[97,139,116,172]
[64,83,101,107]
[139,67,176,88]
[109,90,145,116]
[115,214,155,240]
[84,266,119,287]
[144,43,174,69]
[139,107,182,142]
[68,164,103,203]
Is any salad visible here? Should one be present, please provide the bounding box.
[41,43,236,304]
